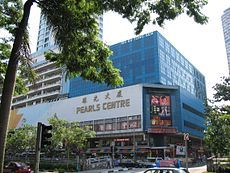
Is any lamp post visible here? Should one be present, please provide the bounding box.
[133,128,136,162]
[111,141,115,167]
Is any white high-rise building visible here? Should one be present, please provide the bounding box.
[12,13,103,109]
[36,14,103,53]
[221,7,230,75]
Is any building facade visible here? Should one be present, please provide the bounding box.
[69,31,206,102]
[12,48,69,110]
[9,84,205,159]
[222,7,230,75]
[10,31,206,160]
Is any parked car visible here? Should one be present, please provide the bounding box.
[140,167,187,173]
[136,161,156,168]
[146,157,163,163]
[4,162,32,173]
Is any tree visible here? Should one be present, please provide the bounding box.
[0,38,35,96]
[0,0,35,95]
[48,116,95,169]
[213,76,230,102]
[5,124,36,157]
[0,0,208,172]
[204,77,230,157]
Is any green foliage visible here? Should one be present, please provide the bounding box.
[39,162,76,173]
[0,0,23,36]
[213,77,230,102]
[0,0,36,96]
[48,116,95,152]
[94,0,208,34]
[204,76,230,157]
[40,0,123,87]
[5,117,95,157]
[204,107,230,157]
[5,124,36,155]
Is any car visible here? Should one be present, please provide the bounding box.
[179,167,190,173]
[137,161,156,168]
[146,157,163,163]
[140,167,187,173]
[4,162,32,173]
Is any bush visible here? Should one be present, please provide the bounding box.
[39,162,77,172]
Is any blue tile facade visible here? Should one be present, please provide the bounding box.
[69,31,206,138]
[69,31,206,101]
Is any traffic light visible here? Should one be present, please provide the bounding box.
[41,124,52,148]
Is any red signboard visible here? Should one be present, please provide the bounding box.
[148,127,177,134]
[114,138,130,142]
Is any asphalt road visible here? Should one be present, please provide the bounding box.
[77,165,207,173]
[188,165,207,173]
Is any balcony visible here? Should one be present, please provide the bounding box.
[12,90,60,106]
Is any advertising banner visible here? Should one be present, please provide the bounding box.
[150,95,172,126]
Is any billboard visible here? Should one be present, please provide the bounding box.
[150,95,171,126]
[10,85,143,130]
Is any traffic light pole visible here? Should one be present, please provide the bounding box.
[35,122,42,173]
[184,133,189,172]
[185,139,188,172]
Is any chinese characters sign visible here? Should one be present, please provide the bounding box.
[76,90,130,114]
[150,95,172,126]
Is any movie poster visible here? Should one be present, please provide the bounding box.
[150,95,172,126]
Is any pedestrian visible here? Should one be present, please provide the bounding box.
[156,159,160,167]
[107,157,111,168]
[175,159,181,168]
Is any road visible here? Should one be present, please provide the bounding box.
[188,165,207,173]
[77,165,207,173]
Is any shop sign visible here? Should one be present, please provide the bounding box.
[176,146,186,155]
[114,138,129,142]
[148,127,177,134]
[76,90,131,114]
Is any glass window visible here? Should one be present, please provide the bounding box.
[158,36,164,48]
[94,119,104,132]
[160,77,166,85]
[117,117,128,130]
[105,118,116,131]
[165,42,170,53]
[171,47,175,58]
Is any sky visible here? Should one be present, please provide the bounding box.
[28,0,230,99]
